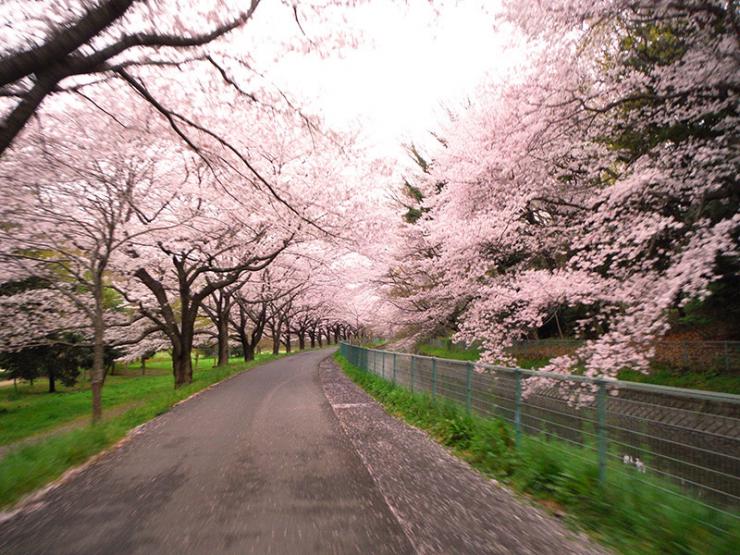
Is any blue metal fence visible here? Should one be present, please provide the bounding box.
[339,343,740,530]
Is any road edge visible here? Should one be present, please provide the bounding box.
[0,353,293,523]
[317,355,422,554]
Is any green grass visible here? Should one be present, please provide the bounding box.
[0,353,286,509]
[417,344,480,361]
[617,365,740,395]
[415,341,740,394]
[0,355,252,446]
[335,352,740,555]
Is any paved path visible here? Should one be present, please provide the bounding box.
[0,350,411,555]
[319,358,606,555]
[0,350,605,554]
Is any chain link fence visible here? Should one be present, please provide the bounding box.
[339,343,740,531]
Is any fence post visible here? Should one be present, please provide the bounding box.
[410,356,415,393]
[392,352,397,385]
[514,368,522,448]
[596,380,608,485]
[725,341,730,372]
[432,357,437,399]
[466,362,473,414]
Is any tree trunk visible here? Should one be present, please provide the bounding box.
[555,310,564,339]
[309,332,316,348]
[244,342,255,361]
[318,333,323,347]
[91,285,105,423]
[172,343,194,387]
[272,320,282,355]
[216,318,229,366]
[48,368,56,393]
[298,332,306,350]
[284,331,292,353]
[172,315,195,387]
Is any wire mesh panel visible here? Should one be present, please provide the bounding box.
[434,358,469,407]
[338,343,740,524]
[607,383,740,510]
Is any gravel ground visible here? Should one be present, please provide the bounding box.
[320,356,610,555]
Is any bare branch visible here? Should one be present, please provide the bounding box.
[0,0,135,87]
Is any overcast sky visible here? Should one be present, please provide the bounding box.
[247,1,528,169]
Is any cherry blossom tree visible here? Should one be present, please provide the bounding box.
[0,0,271,156]
[380,0,739,390]
[229,279,271,362]
[0,101,179,420]
[201,279,244,367]
[112,181,294,386]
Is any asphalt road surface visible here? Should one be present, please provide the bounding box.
[0,349,605,554]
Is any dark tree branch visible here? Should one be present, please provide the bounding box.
[0,1,262,156]
[0,73,58,154]
[0,0,135,87]
[115,68,335,236]
[206,56,259,102]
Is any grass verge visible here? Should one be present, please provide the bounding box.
[0,354,283,446]
[415,341,740,394]
[0,353,286,509]
[334,352,739,555]
[417,343,480,361]
[617,365,740,394]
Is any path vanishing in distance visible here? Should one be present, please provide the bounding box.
[0,349,605,554]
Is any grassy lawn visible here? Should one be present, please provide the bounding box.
[617,365,740,394]
[415,341,740,394]
[0,352,287,509]
[334,353,739,555]
[417,343,480,361]
[1,354,252,446]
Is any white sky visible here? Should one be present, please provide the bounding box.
[247,1,528,167]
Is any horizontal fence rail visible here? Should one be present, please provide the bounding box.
[339,343,740,531]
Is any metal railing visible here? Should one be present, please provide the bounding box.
[339,342,740,528]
